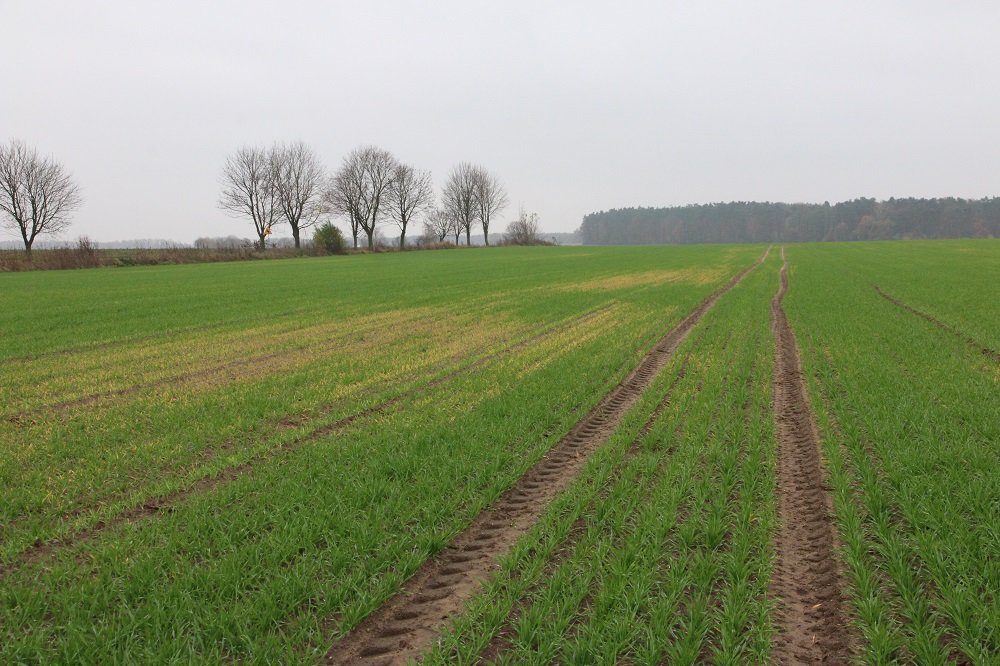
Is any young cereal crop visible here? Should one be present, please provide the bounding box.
[0,245,763,663]
[2,239,996,665]
[785,240,1000,665]
[421,248,782,665]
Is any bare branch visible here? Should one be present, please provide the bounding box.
[219,145,282,251]
[0,140,83,257]
[271,141,324,248]
[385,164,434,249]
[503,205,543,245]
[323,153,364,249]
[422,206,454,243]
[472,166,509,247]
[325,146,398,250]
[441,162,478,246]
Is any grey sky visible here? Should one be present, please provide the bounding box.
[3,0,998,243]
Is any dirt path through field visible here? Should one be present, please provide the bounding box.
[323,248,769,666]
[769,248,851,664]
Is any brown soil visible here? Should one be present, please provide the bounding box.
[1,305,610,578]
[323,250,768,666]
[874,286,1000,363]
[768,249,852,664]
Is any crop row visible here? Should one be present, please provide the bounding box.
[418,250,781,665]
[802,240,1000,353]
[786,243,999,665]
[1,302,551,559]
[19,241,995,664]
[0,247,765,662]
[2,248,760,562]
[0,245,752,359]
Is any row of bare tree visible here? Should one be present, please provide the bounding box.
[1,137,519,257]
[219,142,509,251]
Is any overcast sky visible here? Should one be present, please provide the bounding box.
[2,0,999,243]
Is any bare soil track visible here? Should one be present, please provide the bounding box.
[477,351,692,663]
[323,250,768,666]
[769,249,851,665]
[874,286,1000,363]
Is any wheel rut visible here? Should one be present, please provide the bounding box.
[769,248,852,665]
[323,249,769,666]
[477,351,692,664]
[874,286,1000,363]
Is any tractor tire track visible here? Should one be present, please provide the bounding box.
[322,249,769,666]
[476,352,692,664]
[874,286,1000,363]
[809,345,974,665]
[769,248,852,665]
[1,305,611,578]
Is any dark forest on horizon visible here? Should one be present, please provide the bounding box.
[580,197,1000,245]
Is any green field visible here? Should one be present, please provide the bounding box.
[1,241,997,664]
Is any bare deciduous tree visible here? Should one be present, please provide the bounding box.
[325,146,397,250]
[441,162,478,246]
[324,153,363,249]
[503,205,542,245]
[422,206,453,243]
[271,141,324,248]
[472,166,508,246]
[219,146,281,251]
[0,139,83,258]
[385,164,433,249]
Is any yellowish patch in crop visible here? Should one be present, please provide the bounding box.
[0,305,540,531]
[0,306,471,417]
[510,305,635,380]
[11,306,529,437]
[556,268,722,292]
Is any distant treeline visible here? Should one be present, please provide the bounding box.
[579,198,1000,245]
[0,238,190,250]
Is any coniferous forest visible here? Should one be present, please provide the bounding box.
[579,197,1000,245]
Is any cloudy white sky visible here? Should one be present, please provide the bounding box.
[2,0,999,243]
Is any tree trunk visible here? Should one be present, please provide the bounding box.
[399,229,406,250]
[367,231,374,250]
[484,226,490,246]
[466,227,471,246]
[258,234,267,252]
[292,226,300,248]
